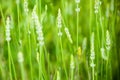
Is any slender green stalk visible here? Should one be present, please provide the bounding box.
[98,6,104,80]
[17,5,24,80]
[44,46,50,79]
[101,59,103,80]
[38,46,43,80]
[76,4,79,49]
[0,64,3,79]
[87,63,91,80]
[11,56,17,80]
[70,70,74,80]
[17,2,20,42]
[20,63,25,80]
[109,53,112,80]
[106,51,109,80]
[95,15,100,50]
[28,34,33,80]
[36,0,41,19]
[89,0,92,36]
[106,51,112,80]
[56,70,60,80]
[7,42,12,80]
[70,55,74,80]
[39,46,47,80]
[27,22,33,80]
[59,37,68,80]
[95,14,100,80]
[92,67,95,80]
[8,42,17,80]
[0,5,5,26]
[40,0,41,18]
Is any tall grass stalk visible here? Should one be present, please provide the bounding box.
[16,0,20,42]
[39,47,42,80]
[7,42,17,80]
[24,0,33,79]
[28,29,33,80]
[94,1,102,79]
[90,32,95,80]
[0,0,119,80]
[0,64,2,78]
[7,42,12,80]
[89,0,92,35]
[70,54,74,80]
[57,8,68,80]
[75,0,80,48]
[5,16,17,80]
[96,1,103,79]
[20,63,25,80]
[59,37,68,80]
[106,30,111,80]
[57,70,60,80]
[18,51,25,80]
[26,12,33,80]
[27,17,33,80]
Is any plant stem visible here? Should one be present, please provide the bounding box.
[20,63,25,80]
[92,67,95,80]
[59,37,68,80]
[7,42,12,80]
[44,46,50,79]
[17,5,24,80]
[39,46,42,80]
[8,42,17,80]
[28,28,33,80]
[70,68,74,80]
[106,50,110,80]
[17,2,20,42]
[40,0,41,18]
[0,5,5,26]
[76,4,79,49]
[89,0,92,36]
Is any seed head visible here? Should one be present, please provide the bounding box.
[94,0,101,14]
[6,16,11,42]
[57,8,63,37]
[18,51,24,63]
[106,5,110,18]
[64,27,73,44]
[24,0,29,15]
[70,54,75,70]
[75,0,80,3]
[75,6,80,13]
[32,6,44,46]
[57,8,62,29]
[90,32,95,68]
[90,32,95,60]
[75,0,80,13]
[58,31,62,37]
[90,62,95,68]
[16,0,20,4]
[101,47,107,60]
[106,30,111,51]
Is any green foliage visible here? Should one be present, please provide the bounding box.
[0,0,120,80]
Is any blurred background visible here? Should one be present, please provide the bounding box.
[0,0,120,80]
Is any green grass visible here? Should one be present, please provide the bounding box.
[0,0,120,80]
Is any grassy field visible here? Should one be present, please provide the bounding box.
[0,0,120,80]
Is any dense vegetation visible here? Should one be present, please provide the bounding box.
[0,0,120,80]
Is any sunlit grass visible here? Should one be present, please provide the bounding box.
[0,0,120,80]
